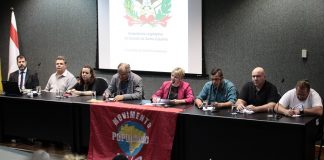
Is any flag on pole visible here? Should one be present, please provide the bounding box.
[8,9,20,79]
[0,58,3,93]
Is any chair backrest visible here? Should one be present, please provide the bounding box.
[316,111,324,139]
[93,77,108,95]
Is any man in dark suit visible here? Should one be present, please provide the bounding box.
[9,55,39,90]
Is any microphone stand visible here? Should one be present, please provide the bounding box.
[167,80,174,100]
[274,103,282,119]
[274,78,285,119]
[36,62,41,77]
[279,78,285,96]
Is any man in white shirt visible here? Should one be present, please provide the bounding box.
[45,56,77,92]
[277,80,323,116]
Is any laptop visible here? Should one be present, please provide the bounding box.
[1,81,23,96]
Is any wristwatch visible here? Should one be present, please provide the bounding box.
[299,108,304,115]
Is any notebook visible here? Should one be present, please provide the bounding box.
[160,99,172,105]
[1,81,23,96]
[160,99,175,107]
[143,99,174,107]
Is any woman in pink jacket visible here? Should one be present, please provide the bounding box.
[152,67,194,104]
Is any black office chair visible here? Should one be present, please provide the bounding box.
[93,77,108,95]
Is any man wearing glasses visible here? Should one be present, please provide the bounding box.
[195,68,237,109]
[236,67,280,113]
[276,80,323,116]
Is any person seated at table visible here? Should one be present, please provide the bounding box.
[276,79,323,116]
[44,56,77,92]
[66,65,104,96]
[151,67,194,105]
[236,67,280,112]
[195,68,237,109]
[9,55,39,90]
[105,63,144,101]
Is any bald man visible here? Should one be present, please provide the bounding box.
[236,67,280,113]
[106,63,144,101]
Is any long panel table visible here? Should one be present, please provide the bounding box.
[0,93,319,160]
[172,107,318,160]
[0,92,91,153]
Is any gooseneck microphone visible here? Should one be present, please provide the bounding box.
[274,78,285,119]
[279,78,285,96]
[36,62,41,75]
[274,103,282,119]
[167,80,174,99]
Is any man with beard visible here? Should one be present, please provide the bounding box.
[276,80,322,116]
[9,55,39,90]
[195,68,237,109]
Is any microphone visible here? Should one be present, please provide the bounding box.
[274,103,282,119]
[279,78,285,96]
[36,62,41,75]
[273,78,285,119]
[167,81,173,99]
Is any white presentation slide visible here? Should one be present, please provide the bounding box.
[98,0,202,74]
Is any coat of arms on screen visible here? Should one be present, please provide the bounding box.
[124,0,171,27]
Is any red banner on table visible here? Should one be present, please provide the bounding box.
[88,102,183,160]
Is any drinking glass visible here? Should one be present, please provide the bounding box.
[28,90,33,98]
[202,101,208,110]
[55,89,60,98]
[92,91,96,100]
[231,104,237,115]
[59,90,64,98]
[56,89,63,98]
[104,91,109,101]
[155,97,161,103]
[36,86,42,94]
[267,107,274,118]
